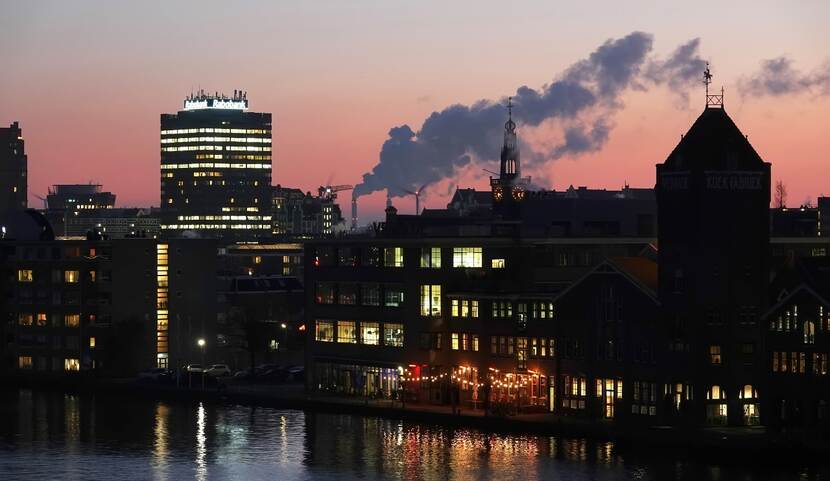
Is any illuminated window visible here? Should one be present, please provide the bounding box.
[384,247,404,267]
[420,247,441,268]
[18,313,33,326]
[17,269,33,282]
[384,287,404,307]
[18,356,33,370]
[64,314,80,328]
[315,320,335,342]
[420,285,441,317]
[472,335,479,352]
[384,323,404,347]
[253,255,262,264]
[707,385,725,400]
[361,322,380,345]
[452,247,482,268]
[804,320,816,344]
[36,313,47,326]
[738,384,758,399]
[814,353,828,375]
[89,336,96,349]
[709,345,722,365]
[451,299,459,317]
[491,258,505,268]
[337,321,357,344]
[64,270,80,283]
[64,358,80,371]
[451,333,460,350]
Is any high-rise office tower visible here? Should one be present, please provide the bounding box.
[159,90,272,241]
[0,121,28,212]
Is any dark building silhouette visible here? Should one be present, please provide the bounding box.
[160,90,272,241]
[0,122,27,212]
[657,96,771,425]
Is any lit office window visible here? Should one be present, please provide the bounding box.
[18,356,33,369]
[709,345,722,365]
[384,323,404,347]
[420,247,441,268]
[384,247,404,267]
[337,321,357,344]
[315,320,335,342]
[452,247,482,268]
[36,313,47,326]
[64,270,80,283]
[451,333,460,351]
[89,336,96,349]
[17,269,33,282]
[491,258,506,268]
[18,314,33,326]
[64,314,80,328]
[420,285,441,317]
[361,322,380,345]
[64,358,80,371]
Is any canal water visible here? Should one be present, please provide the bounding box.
[0,388,823,480]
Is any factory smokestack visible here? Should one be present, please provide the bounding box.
[351,193,358,231]
[352,32,707,202]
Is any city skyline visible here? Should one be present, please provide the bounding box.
[2,1,829,221]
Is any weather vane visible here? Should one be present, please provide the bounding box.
[703,63,723,108]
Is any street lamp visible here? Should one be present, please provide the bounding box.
[197,338,206,390]
[280,323,288,363]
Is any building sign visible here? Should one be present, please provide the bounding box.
[705,172,763,191]
[183,99,248,111]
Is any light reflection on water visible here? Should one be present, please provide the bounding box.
[0,388,823,481]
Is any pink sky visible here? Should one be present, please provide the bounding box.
[1,1,828,221]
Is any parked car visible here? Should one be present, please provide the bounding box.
[186,364,203,373]
[259,366,289,384]
[137,368,171,382]
[233,368,255,380]
[286,366,305,383]
[205,364,232,377]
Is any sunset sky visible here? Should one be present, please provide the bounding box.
[2,1,828,221]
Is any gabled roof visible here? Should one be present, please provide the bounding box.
[554,256,659,304]
[608,257,658,294]
[662,108,767,171]
[762,284,830,320]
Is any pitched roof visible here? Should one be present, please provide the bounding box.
[662,107,767,171]
[608,256,659,295]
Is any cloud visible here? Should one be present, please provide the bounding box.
[739,56,830,97]
[354,32,707,198]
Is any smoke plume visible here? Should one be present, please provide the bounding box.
[739,56,830,97]
[354,32,707,199]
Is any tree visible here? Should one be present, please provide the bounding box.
[774,180,788,209]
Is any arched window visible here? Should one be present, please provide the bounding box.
[804,320,816,344]
[707,385,726,400]
[738,384,757,400]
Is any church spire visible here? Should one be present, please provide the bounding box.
[500,97,520,178]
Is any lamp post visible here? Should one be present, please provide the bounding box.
[197,338,206,390]
[280,323,287,364]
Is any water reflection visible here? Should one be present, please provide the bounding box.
[0,388,826,481]
[153,403,169,480]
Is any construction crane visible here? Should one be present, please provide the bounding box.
[318,184,353,201]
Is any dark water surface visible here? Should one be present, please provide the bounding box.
[0,388,823,480]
